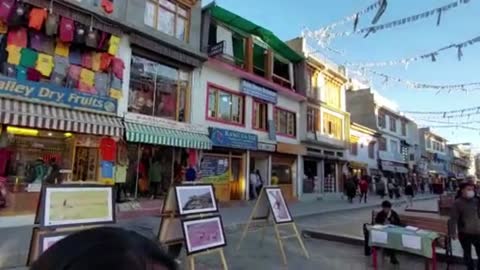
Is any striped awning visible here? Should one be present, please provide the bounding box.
[125,122,212,149]
[0,98,123,137]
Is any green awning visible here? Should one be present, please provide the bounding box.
[125,122,212,150]
[207,5,304,63]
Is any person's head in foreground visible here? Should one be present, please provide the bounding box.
[381,200,392,214]
[460,181,476,199]
[31,227,177,270]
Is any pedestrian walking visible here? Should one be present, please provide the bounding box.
[450,181,480,270]
[387,180,394,199]
[346,177,356,203]
[249,169,258,200]
[359,177,369,203]
[255,169,263,195]
[404,182,414,207]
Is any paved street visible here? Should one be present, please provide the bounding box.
[0,194,438,269]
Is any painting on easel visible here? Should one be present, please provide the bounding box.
[265,187,293,224]
[175,184,218,216]
[182,215,227,255]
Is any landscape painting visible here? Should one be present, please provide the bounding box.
[182,216,226,255]
[175,185,218,215]
[41,185,114,227]
[265,187,293,224]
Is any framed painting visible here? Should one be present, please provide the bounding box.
[40,185,115,228]
[265,187,293,224]
[175,184,218,216]
[181,215,227,255]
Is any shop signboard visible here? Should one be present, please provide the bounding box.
[0,76,117,114]
[240,80,277,104]
[199,156,229,183]
[208,41,225,57]
[209,128,258,150]
[257,142,276,152]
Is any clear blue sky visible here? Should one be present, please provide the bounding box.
[206,0,480,149]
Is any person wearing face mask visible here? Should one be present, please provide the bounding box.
[450,181,480,270]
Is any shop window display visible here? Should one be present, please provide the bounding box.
[128,55,190,122]
[0,4,124,101]
[125,145,193,198]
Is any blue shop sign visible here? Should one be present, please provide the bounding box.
[240,80,277,104]
[0,76,117,114]
[209,127,258,150]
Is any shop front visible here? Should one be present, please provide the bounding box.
[274,142,306,201]
[302,145,346,199]
[202,127,258,201]
[380,160,409,186]
[123,113,211,198]
[0,84,123,216]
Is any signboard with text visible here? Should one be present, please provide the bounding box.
[208,41,225,57]
[240,80,277,104]
[209,127,258,150]
[0,76,117,114]
[199,155,229,183]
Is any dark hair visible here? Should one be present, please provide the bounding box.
[381,200,392,208]
[460,181,475,191]
[31,227,177,270]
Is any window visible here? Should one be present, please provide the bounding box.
[426,137,432,149]
[378,112,386,128]
[325,80,341,108]
[275,108,296,137]
[306,66,318,99]
[322,112,343,140]
[389,116,397,132]
[350,141,358,156]
[390,140,398,154]
[207,85,244,125]
[208,24,245,67]
[307,107,319,133]
[401,121,407,136]
[145,0,190,41]
[252,100,268,130]
[273,56,292,88]
[378,137,387,151]
[368,142,375,159]
[128,55,189,121]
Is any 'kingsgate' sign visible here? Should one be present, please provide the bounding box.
[0,76,117,114]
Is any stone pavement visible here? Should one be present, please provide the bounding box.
[9,230,467,270]
[0,193,436,269]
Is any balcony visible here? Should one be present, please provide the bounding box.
[208,36,296,92]
[379,151,405,163]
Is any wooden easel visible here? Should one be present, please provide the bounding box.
[236,187,309,265]
[158,185,229,270]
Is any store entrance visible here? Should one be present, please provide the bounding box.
[303,160,318,194]
[230,157,243,200]
[73,147,98,182]
[324,161,337,193]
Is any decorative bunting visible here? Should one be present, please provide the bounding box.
[306,0,471,45]
[350,69,480,92]
[346,33,480,68]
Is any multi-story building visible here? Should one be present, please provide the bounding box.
[418,128,449,179]
[347,122,380,177]
[287,37,350,199]
[196,4,307,201]
[447,143,472,180]
[346,89,412,184]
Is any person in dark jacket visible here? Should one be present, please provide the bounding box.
[450,181,480,270]
[345,177,357,203]
[374,200,401,264]
[405,182,415,207]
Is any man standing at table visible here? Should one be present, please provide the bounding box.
[450,181,480,270]
[374,200,401,265]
